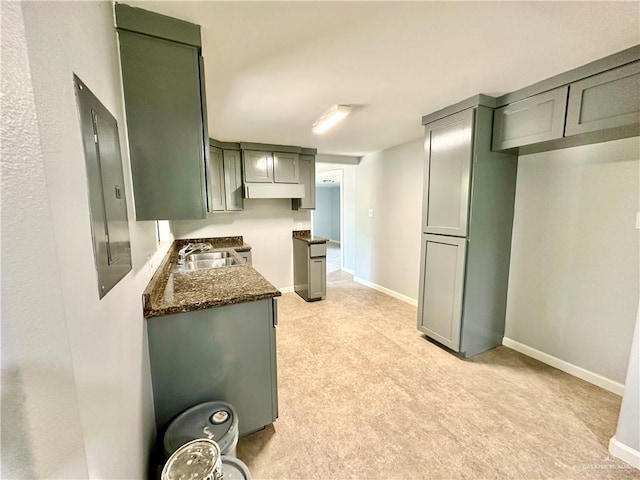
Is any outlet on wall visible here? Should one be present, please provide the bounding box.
[147,253,155,275]
[369,209,374,218]
[297,223,303,230]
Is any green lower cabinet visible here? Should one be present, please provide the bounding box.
[146,298,278,435]
[293,240,326,301]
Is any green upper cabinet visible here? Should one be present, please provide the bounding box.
[565,61,640,137]
[291,154,316,210]
[115,4,208,220]
[243,150,274,183]
[207,142,243,212]
[273,152,300,183]
[492,87,568,152]
[492,48,640,154]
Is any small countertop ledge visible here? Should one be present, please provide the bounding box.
[292,229,328,245]
[143,237,280,319]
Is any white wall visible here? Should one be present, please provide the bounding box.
[1,3,88,476]
[2,2,166,477]
[354,138,424,301]
[610,301,640,467]
[172,200,310,289]
[505,137,640,384]
[314,186,340,242]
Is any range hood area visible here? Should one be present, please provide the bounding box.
[244,183,305,199]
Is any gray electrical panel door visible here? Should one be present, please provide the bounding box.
[423,109,474,237]
[74,75,132,299]
[417,234,467,352]
[492,86,568,151]
[243,150,274,183]
[223,150,244,211]
[118,30,207,220]
[208,146,225,212]
[566,61,640,136]
[273,152,299,183]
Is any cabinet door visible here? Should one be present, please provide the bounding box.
[492,87,568,151]
[293,155,315,210]
[273,152,299,183]
[417,234,466,352]
[243,150,273,183]
[423,109,474,237]
[308,257,326,300]
[223,150,244,211]
[208,146,225,212]
[566,61,640,136]
[118,31,206,220]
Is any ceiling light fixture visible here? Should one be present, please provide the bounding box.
[312,105,351,134]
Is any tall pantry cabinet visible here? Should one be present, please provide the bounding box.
[418,96,518,357]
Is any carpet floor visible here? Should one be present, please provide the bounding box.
[236,270,636,479]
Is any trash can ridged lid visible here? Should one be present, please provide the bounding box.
[161,438,223,480]
[222,455,253,480]
[163,401,239,458]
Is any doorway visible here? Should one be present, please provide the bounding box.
[313,169,343,273]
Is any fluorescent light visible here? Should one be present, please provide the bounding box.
[312,105,351,134]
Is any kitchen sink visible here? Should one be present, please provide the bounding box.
[172,250,243,272]
[187,251,233,261]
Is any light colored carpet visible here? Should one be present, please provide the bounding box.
[326,241,341,273]
[237,271,636,479]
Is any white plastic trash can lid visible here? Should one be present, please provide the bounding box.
[222,456,252,480]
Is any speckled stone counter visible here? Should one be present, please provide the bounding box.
[143,236,280,318]
[292,229,328,245]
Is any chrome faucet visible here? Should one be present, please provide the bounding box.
[177,242,212,265]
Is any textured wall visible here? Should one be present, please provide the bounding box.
[172,200,310,289]
[12,2,165,477]
[1,2,89,477]
[505,137,640,384]
[354,138,424,300]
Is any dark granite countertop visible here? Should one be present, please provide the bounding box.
[143,237,280,318]
[292,230,328,245]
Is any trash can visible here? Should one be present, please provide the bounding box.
[221,456,253,480]
[161,439,253,480]
[163,401,239,458]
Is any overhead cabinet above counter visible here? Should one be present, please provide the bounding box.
[115,3,209,220]
[207,139,243,212]
[239,143,317,200]
[114,4,319,217]
[492,47,640,155]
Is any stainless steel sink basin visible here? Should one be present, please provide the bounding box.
[173,250,243,272]
[187,251,233,261]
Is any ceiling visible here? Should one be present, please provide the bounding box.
[128,1,640,156]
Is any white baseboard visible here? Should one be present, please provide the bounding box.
[609,436,640,469]
[502,337,624,395]
[341,267,354,275]
[353,276,417,307]
[279,286,295,294]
